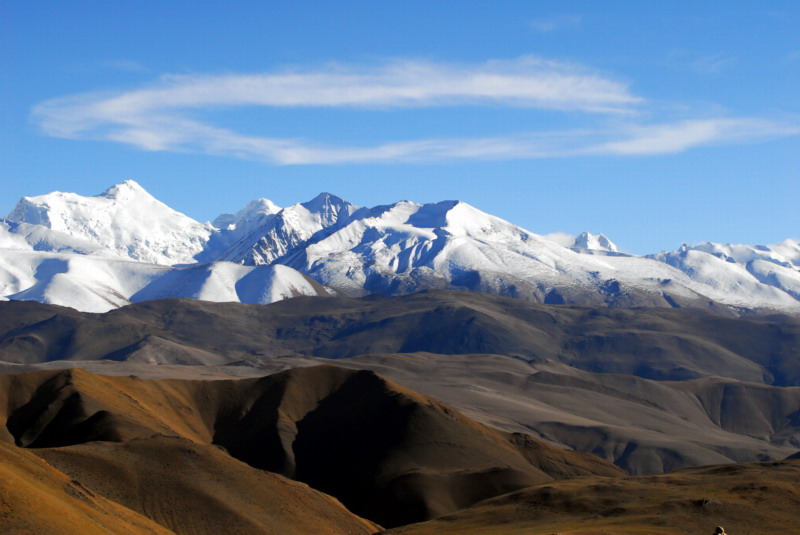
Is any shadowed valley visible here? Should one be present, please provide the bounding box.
[0,365,621,530]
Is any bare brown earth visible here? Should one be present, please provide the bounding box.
[0,440,174,535]
[2,291,799,384]
[330,353,800,475]
[3,292,800,476]
[36,436,379,535]
[383,459,800,535]
[6,351,798,476]
[3,292,800,531]
[0,365,622,529]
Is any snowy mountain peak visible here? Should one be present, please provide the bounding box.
[388,199,521,239]
[100,179,150,200]
[301,192,355,227]
[573,232,619,253]
[6,181,211,265]
[305,191,341,207]
[212,192,359,266]
[398,200,458,229]
[2,180,799,315]
[682,240,800,270]
[212,198,281,230]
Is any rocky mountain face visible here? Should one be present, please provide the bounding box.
[2,180,799,314]
[214,192,359,265]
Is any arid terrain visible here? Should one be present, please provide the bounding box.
[7,0,799,531]
[2,292,799,474]
[384,460,800,535]
[2,293,800,532]
[1,365,622,532]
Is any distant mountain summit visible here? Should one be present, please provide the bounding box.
[8,179,213,265]
[571,231,620,254]
[212,197,281,231]
[2,180,799,314]
[214,192,358,266]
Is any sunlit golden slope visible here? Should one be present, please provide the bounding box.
[37,436,379,535]
[0,440,175,535]
[0,365,622,528]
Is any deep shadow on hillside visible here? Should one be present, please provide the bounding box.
[384,459,800,534]
[1,290,799,384]
[0,365,622,528]
[3,365,798,533]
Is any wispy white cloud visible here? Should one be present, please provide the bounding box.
[529,14,583,33]
[586,119,800,156]
[35,57,640,127]
[59,116,793,165]
[30,57,800,165]
[690,54,736,74]
[541,232,576,247]
[667,49,736,75]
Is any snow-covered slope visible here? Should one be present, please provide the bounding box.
[274,199,800,313]
[650,241,800,302]
[196,198,283,263]
[687,239,800,268]
[570,232,622,255]
[215,192,358,265]
[212,198,281,230]
[1,219,118,257]
[130,262,327,305]
[0,249,329,313]
[2,181,798,314]
[7,180,213,265]
[0,250,170,312]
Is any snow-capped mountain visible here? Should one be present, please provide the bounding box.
[215,192,358,265]
[0,218,115,257]
[273,199,799,312]
[0,244,328,313]
[649,241,800,302]
[0,182,334,311]
[570,232,621,255]
[8,180,213,265]
[685,240,800,269]
[2,181,799,314]
[212,198,281,231]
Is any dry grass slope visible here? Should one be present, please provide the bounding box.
[384,460,800,534]
[0,365,621,529]
[0,440,175,535]
[37,436,379,535]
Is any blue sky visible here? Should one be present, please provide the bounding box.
[3,1,798,254]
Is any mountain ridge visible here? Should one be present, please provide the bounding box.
[3,180,799,314]
[0,365,623,527]
[2,292,799,474]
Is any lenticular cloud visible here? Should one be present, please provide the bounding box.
[30,57,798,164]
[38,57,641,118]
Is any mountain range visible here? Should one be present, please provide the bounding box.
[3,181,800,533]
[2,347,798,533]
[0,365,622,530]
[2,292,799,475]
[2,180,798,313]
